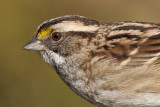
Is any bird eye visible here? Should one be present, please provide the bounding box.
[51,32,62,41]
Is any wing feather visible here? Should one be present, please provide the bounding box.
[105,22,160,67]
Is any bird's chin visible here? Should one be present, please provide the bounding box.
[40,50,52,65]
[40,50,66,66]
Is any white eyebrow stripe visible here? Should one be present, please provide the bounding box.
[51,21,99,32]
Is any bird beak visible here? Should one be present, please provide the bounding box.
[23,38,44,51]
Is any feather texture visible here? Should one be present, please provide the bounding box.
[103,22,160,67]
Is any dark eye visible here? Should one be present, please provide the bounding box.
[51,32,62,41]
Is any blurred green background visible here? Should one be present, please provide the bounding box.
[1,0,160,107]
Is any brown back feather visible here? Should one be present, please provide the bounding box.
[105,22,160,67]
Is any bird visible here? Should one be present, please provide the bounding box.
[23,15,160,107]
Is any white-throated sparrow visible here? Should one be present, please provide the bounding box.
[23,15,160,107]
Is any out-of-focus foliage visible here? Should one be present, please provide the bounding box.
[1,0,160,107]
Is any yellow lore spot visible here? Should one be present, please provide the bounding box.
[37,27,53,39]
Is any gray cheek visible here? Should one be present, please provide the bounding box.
[42,37,59,52]
[58,37,78,55]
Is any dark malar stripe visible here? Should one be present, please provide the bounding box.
[106,33,140,40]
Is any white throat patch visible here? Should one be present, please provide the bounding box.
[41,50,65,65]
[52,21,99,32]
[48,51,65,65]
[50,51,65,65]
